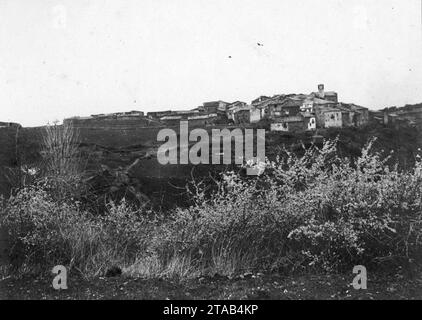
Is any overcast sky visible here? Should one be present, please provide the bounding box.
[1,0,422,127]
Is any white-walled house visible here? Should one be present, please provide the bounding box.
[270,116,304,132]
[323,108,343,128]
[271,122,289,132]
[303,114,317,130]
[301,99,314,113]
[250,107,261,123]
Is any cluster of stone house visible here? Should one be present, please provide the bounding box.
[226,84,368,132]
[144,84,369,132]
[64,110,159,128]
[147,109,218,126]
[370,103,422,128]
[64,84,369,131]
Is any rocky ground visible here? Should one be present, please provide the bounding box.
[1,272,421,300]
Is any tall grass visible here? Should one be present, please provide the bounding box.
[42,122,81,176]
[40,122,84,202]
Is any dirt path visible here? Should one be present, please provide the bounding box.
[1,273,421,300]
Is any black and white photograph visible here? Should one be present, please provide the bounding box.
[0,0,422,308]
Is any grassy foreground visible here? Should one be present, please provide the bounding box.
[1,125,422,300]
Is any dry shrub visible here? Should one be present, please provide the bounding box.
[0,185,153,278]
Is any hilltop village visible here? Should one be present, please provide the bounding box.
[62,84,422,132]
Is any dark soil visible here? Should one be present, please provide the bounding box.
[1,272,421,300]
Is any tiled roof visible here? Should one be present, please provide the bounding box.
[227,101,247,107]
[254,97,277,109]
[313,98,336,105]
[188,114,217,120]
[160,115,182,120]
[203,100,230,106]
[234,106,253,112]
[321,107,342,113]
[311,91,337,96]
[172,110,199,115]
[252,96,270,104]
[300,112,315,118]
[274,115,304,123]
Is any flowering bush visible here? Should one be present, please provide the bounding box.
[1,185,91,269]
[281,139,422,270]
[0,184,153,276]
[100,199,156,260]
[152,139,422,274]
